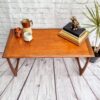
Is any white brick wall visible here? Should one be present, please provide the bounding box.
[0,0,100,52]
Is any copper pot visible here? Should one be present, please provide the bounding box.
[21,19,33,28]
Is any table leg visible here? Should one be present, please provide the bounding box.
[75,57,90,75]
[7,58,20,76]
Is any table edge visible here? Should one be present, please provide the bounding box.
[2,29,13,58]
[2,29,95,58]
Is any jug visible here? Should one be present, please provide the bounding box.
[21,19,33,28]
[21,18,33,41]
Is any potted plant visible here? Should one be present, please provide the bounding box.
[84,1,100,63]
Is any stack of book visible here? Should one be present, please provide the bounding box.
[58,23,88,45]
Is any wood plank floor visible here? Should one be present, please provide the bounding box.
[0,55,100,100]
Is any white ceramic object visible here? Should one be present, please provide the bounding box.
[23,32,33,42]
[23,27,32,34]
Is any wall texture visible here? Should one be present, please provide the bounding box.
[0,0,99,52]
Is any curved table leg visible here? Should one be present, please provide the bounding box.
[75,57,90,75]
[7,58,20,76]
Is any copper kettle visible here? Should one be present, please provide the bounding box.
[21,19,33,28]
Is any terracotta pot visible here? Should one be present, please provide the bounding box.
[21,19,33,28]
[90,47,100,63]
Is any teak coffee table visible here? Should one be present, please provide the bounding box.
[2,29,94,76]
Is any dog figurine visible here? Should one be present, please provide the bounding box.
[70,16,80,30]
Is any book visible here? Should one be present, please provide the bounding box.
[58,35,80,45]
[58,30,88,45]
[62,30,87,39]
[59,30,88,42]
[63,22,86,37]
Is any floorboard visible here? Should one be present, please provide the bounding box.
[18,58,56,100]
[0,56,100,100]
[78,59,100,100]
[0,59,25,97]
[63,58,97,100]
[0,59,16,77]
[54,58,77,100]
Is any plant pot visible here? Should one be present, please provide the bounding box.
[90,47,100,63]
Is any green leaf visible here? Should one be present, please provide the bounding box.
[83,24,95,27]
[97,27,100,37]
[94,1,100,26]
[99,26,100,37]
[83,0,100,44]
[86,6,96,21]
[83,12,96,24]
[89,27,96,33]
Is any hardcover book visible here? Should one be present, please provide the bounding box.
[62,30,87,39]
[63,22,86,37]
[58,30,88,45]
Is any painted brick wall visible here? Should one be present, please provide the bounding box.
[0,0,99,52]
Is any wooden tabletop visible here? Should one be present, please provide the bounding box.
[3,29,94,58]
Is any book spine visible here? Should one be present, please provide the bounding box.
[58,34,80,46]
[62,30,79,39]
[60,30,88,42]
[59,30,79,42]
[63,28,79,37]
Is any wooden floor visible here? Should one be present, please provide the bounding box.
[0,54,100,100]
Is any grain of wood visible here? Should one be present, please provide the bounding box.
[0,59,16,77]
[0,59,6,66]
[0,58,100,100]
[18,58,56,100]
[0,58,35,100]
[0,59,25,96]
[54,58,77,100]
[77,59,100,100]
[63,58,97,100]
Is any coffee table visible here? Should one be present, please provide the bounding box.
[2,29,94,76]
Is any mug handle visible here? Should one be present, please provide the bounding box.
[30,20,33,26]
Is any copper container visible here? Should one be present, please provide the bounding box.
[14,27,22,38]
[21,19,33,28]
